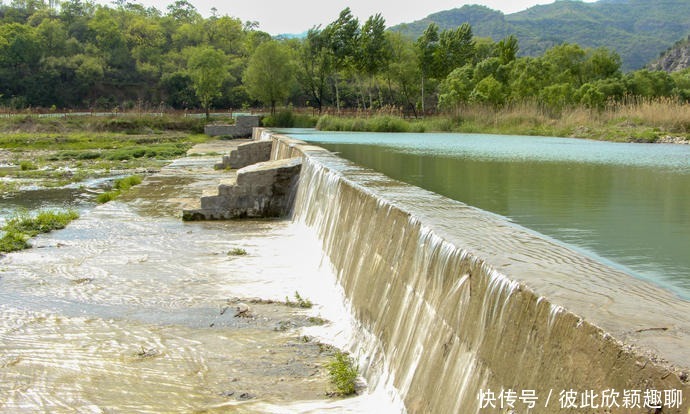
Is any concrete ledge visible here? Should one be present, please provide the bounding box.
[213,140,272,170]
[267,130,690,413]
[183,157,302,220]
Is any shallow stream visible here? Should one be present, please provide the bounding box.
[0,147,403,413]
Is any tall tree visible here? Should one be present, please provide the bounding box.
[297,27,332,113]
[434,23,475,79]
[386,32,420,116]
[186,46,227,118]
[243,40,294,114]
[415,23,439,114]
[324,7,359,114]
[357,13,389,109]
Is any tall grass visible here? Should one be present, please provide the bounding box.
[316,98,690,142]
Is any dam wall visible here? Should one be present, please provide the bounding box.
[262,129,690,413]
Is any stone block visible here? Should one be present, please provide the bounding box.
[215,140,273,170]
[183,157,302,220]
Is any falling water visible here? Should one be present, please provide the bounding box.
[276,130,690,413]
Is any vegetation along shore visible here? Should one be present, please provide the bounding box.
[0,1,689,144]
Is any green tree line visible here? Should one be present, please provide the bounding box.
[1,1,690,114]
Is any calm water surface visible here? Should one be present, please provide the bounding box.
[288,130,690,299]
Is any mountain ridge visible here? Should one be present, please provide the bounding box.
[391,0,690,71]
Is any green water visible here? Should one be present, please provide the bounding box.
[288,130,690,299]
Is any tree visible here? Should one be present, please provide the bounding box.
[243,40,295,114]
[415,23,439,113]
[297,27,332,113]
[323,7,359,113]
[438,65,474,110]
[470,75,505,107]
[186,46,227,118]
[385,31,420,116]
[357,13,389,109]
[434,24,475,79]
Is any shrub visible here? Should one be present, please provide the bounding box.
[327,351,359,396]
[262,111,318,128]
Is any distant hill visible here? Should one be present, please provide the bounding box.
[649,36,690,72]
[391,0,690,71]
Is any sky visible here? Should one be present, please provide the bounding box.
[97,0,597,35]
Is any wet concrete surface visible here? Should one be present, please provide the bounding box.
[0,140,350,412]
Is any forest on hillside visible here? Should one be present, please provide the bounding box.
[391,1,690,71]
[1,0,690,116]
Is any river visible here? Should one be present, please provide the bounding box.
[287,130,690,300]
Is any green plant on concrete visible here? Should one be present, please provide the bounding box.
[0,209,79,253]
[0,232,30,252]
[286,291,313,308]
[3,209,79,237]
[228,247,248,256]
[114,175,143,190]
[96,191,119,204]
[96,175,143,204]
[327,351,359,396]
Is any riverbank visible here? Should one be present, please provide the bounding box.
[312,99,690,143]
[0,115,210,196]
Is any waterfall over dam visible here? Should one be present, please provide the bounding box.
[259,128,690,413]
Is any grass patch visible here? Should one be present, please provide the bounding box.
[0,116,210,191]
[0,209,79,253]
[326,351,359,396]
[227,247,248,256]
[114,175,143,190]
[0,232,30,252]
[96,191,119,204]
[96,175,143,203]
[4,209,80,237]
[316,115,417,133]
[307,316,327,325]
[19,160,37,170]
[285,291,313,309]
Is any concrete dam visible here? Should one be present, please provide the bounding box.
[195,129,690,413]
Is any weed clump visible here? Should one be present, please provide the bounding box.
[285,291,312,308]
[326,351,359,396]
[227,247,248,256]
[96,175,143,203]
[0,209,79,253]
[0,231,30,252]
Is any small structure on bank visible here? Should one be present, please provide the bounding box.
[204,115,260,138]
